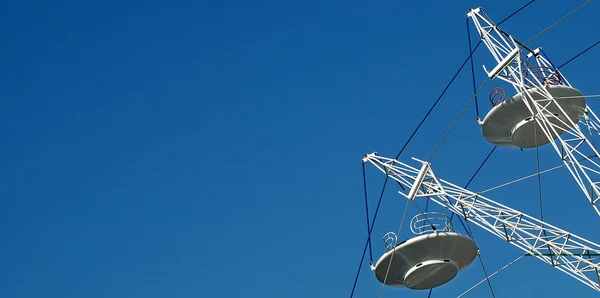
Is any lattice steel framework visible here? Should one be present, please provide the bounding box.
[468,7,600,216]
[363,153,600,292]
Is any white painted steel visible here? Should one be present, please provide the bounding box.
[372,231,477,289]
[467,7,600,216]
[481,85,586,148]
[364,153,600,292]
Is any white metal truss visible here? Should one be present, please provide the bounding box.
[582,107,600,140]
[362,152,600,292]
[467,7,600,216]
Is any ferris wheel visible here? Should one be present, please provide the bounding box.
[351,2,600,297]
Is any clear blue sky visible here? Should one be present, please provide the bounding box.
[0,0,598,297]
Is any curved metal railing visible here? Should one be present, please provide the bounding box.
[489,86,506,107]
[382,232,398,252]
[410,212,454,235]
[523,65,563,88]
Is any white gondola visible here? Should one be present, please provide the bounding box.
[481,85,586,148]
[372,213,478,290]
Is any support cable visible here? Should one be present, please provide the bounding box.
[378,199,411,298]
[349,174,390,298]
[533,120,543,222]
[533,117,555,266]
[450,146,497,221]
[457,255,524,298]
[393,41,482,161]
[496,0,591,61]
[466,18,480,119]
[561,94,600,99]
[558,40,600,70]
[479,154,597,194]
[497,0,537,26]
[464,147,497,189]
[540,49,558,68]
[523,0,592,46]
[459,203,496,298]
[427,77,490,162]
[362,164,374,263]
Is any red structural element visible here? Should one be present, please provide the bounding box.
[489,87,506,107]
[523,66,562,88]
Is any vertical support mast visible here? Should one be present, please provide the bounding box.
[467,7,600,216]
